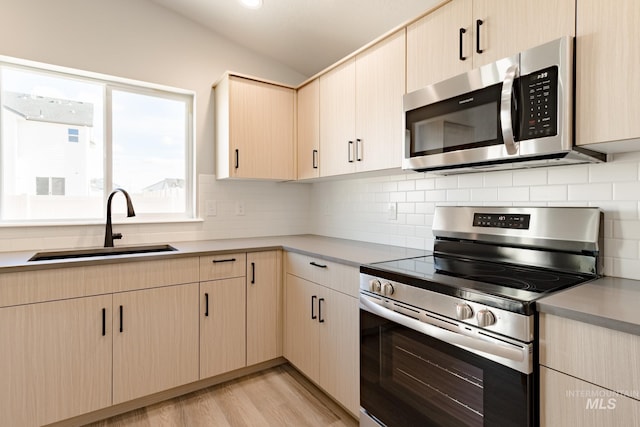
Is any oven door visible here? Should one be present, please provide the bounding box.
[360,297,535,427]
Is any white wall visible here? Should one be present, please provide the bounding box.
[310,152,640,281]
[0,0,311,251]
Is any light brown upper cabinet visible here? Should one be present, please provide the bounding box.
[215,74,295,180]
[407,0,575,92]
[319,30,405,177]
[575,0,640,149]
[297,79,320,179]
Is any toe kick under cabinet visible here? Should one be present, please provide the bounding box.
[283,251,360,417]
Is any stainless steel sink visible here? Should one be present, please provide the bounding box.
[28,244,177,261]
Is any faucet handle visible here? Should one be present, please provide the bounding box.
[112,233,123,240]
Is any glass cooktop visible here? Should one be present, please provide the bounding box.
[361,254,594,313]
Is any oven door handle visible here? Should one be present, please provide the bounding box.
[360,296,526,363]
[500,63,519,155]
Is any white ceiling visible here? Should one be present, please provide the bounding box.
[148,0,441,78]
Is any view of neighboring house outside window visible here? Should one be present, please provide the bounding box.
[0,58,194,223]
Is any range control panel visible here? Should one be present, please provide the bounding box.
[473,213,531,229]
[519,65,558,140]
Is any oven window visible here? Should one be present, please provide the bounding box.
[361,309,534,427]
[390,332,484,426]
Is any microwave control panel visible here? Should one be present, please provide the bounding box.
[519,66,558,140]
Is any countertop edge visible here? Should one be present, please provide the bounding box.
[537,303,640,336]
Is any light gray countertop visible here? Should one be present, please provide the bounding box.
[0,234,428,273]
[537,276,640,336]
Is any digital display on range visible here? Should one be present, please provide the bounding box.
[473,213,531,229]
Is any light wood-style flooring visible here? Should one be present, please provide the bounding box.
[85,365,358,427]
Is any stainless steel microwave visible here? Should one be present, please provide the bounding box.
[402,37,605,174]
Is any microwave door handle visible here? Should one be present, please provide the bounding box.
[360,295,526,363]
[500,63,519,155]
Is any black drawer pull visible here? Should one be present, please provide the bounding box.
[119,305,123,333]
[318,298,325,323]
[235,149,239,169]
[476,19,484,54]
[311,295,317,320]
[310,261,327,269]
[205,293,209,317]
[251,262,256,284]
[459,27,467,60]
[102,308,106,336]
[312,149,318,169]
[212,258,237,263]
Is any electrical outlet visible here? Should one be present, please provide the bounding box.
[235,201,245,216]
[387,202,397,220]
[205,200,217,216]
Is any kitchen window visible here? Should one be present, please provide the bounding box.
[0,57,194,223]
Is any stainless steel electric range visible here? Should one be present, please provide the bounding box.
[359,206,603,427]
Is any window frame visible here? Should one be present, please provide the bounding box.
[0,55,196,224]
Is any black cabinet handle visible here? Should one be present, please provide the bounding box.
[459,28,467,61]
[234,149,239,169]
[348,141,354,163]
[310,261,327,269]
[251,262,255,284]
[312,149,318,169]
[311,295,317,320]
[318,298,325,323]
[102,308,106,336]
[119,305,123,333]
[205,293,209,317]
[212,258,236,263]
[476,19,484,54]
[356,139,362,161]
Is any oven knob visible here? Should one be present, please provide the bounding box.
[369,279,382,293]
[382,282,395,296]
[476,309,497,327]
[455,303,474,320]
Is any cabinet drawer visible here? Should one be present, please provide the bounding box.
[199,253,246,281]
[540,313,640,397]
[285,252,358,297]
[540,366,640,426]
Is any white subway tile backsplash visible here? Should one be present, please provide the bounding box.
[435,176,458,189]
[613,182,640,200]
[484,171,513,187]
[458,174,482,189]
[471,188,498,202]
[568,183,612,201]
[446,189,471,202]
[497,187,530,202]
[407,191,426,202]
[416,177,436,190]
[590,162,638,183]
[513,169,548,186]
[530,185,567,201]
[398,180,416,192]
[548,165,589,184]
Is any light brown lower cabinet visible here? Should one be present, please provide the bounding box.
[0,295,113,427]
[200,277,247,378]
[540,366,640,426]
[284,272,359,416]
[113,283,199,404]
[539,313,640,426]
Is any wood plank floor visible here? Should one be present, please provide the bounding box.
[85,365,358,427]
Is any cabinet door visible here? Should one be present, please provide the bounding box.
[229,76,295,180]
[319,58,356,177]
[247,251,281,366]
[200,278,246,378]
[540,366,640,426]
[318,289,360,416]
[576,0,640,146]
[0,295,112,427]
[297,79,320,179]
[472,0,575,67]
[284,274,320,382]
[355,30,406,172]
[113,283,199,404]
[407,0,472,92]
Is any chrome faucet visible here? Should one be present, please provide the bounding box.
[104,188,136,247]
